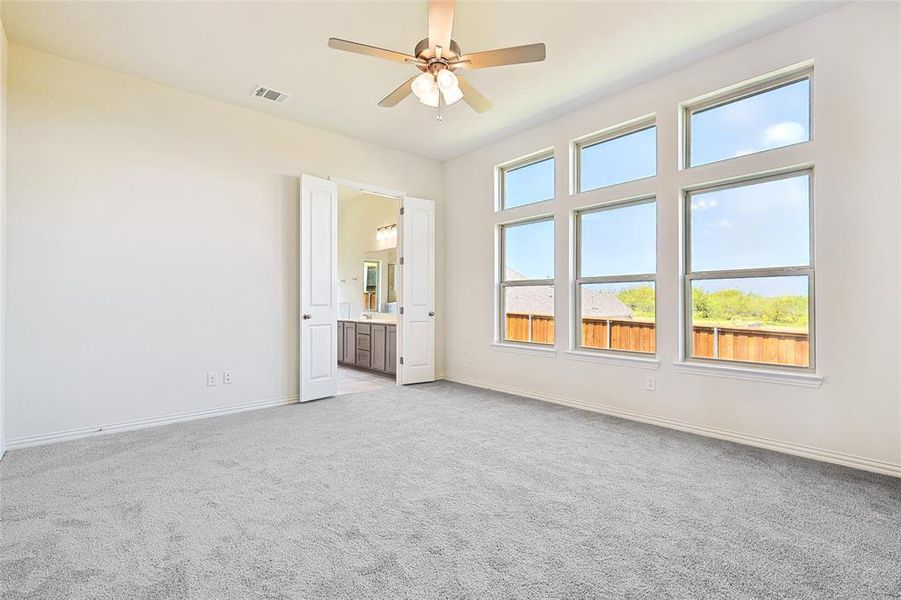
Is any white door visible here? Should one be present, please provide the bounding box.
[300,175,338,401]
[399,197,436,384]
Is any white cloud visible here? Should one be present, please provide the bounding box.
[763,121,806,147]
[691,199,718,211]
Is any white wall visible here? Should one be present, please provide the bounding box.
[0,18,7,456]
[337,191,398,318]
[443,3,901,475]
[5,45,443,446]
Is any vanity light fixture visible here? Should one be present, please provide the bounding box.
[377,224,396,241]
[376,224,398,242]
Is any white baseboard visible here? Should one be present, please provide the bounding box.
[5,395,299,451]
[444,374,901,479]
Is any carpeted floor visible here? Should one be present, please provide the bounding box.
[1,381,900,599]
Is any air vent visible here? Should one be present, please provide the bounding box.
[251,85,291,104]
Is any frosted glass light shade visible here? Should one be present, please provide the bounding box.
[436,69,458,91]
[411,73,435,99]
[441,84,463,105]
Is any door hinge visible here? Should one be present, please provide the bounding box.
[399,256,404,265]
[399,306,404,315]
[400,356,404,365]
[400,207,405,216]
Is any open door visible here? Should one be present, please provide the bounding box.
[398,196,436,384]
[300,175,338,401]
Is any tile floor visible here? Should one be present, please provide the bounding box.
[337,365,396,395]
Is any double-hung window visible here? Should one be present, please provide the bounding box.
[575,199,657,354]
[498,218,555,345]
[684,170,814,368]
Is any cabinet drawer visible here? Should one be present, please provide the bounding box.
[355,323,371,335]
[355,350,370,368]
[356,334,370,351]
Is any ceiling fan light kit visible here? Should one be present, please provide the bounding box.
[328,0,546,121]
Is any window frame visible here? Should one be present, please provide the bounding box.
[497,215,556,346]
[574,196,657,356]
[683,68,814,169]
[496,149,555,211]
[573,116,657,194]
[682,168,816,371]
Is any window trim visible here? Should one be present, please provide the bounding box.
[573,116,657,194]
[498,215,556,346]
[574,196,657,357]
[683,67,814,169]
[682,168,816,371]
[496,149,555,211]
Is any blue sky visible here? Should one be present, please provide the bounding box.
[504,158,554,209]
[505,219,554,279]
[690,174,809,271]
[691,79,809,166]
[580,201,655,276]
[581,127,656,192]
[503,79,810,298]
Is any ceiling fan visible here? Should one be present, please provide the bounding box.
[328,0,546,120]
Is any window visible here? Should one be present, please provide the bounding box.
[575,199,656,354]
[576,121,656,193]
[498,152,554,210]
[684,171,813,368]
[498,218,555,345]
[686,71,811,167]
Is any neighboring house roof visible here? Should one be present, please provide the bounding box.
[504,268,633,318]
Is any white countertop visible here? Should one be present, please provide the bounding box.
[340,317,397,325]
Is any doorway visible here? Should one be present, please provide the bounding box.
[336,184,399,396]
[298,175,436,402]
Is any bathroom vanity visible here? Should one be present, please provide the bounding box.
[338,319,397,375]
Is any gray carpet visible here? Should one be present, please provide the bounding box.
[2,381,900,599]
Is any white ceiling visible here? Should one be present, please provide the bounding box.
[2,1,838,160]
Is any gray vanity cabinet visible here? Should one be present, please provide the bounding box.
[337,320,396,375]
[386,325,397,375]
[370,324,386,371]
[337,321,344,361]
[343,322,356,364]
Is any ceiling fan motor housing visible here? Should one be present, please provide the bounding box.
[414,37,463,72]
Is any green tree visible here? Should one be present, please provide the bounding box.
[617,286,655,318]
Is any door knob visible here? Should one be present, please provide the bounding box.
[428,311,435,317]
[303,313,312,320]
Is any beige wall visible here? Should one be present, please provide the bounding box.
[337,191,398,319]
[5,46,443,445]
[0,18,7,455]
[442,3,901,475]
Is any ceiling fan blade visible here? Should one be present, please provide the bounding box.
[328,38,414,64]
[455,43,546,70]
[457,76,492,113]
[428,0,455,54]
[378,76,418,108]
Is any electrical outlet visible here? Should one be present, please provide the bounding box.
[222,370,232,385]
[207,372,219,386]
[646,375,656,392]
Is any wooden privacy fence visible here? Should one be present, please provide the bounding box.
[505,314,808,367]
[691,324,809,367]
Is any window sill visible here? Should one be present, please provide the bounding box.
[491,343,557,358]
[673,361,823,388]
[565,350,659,370]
